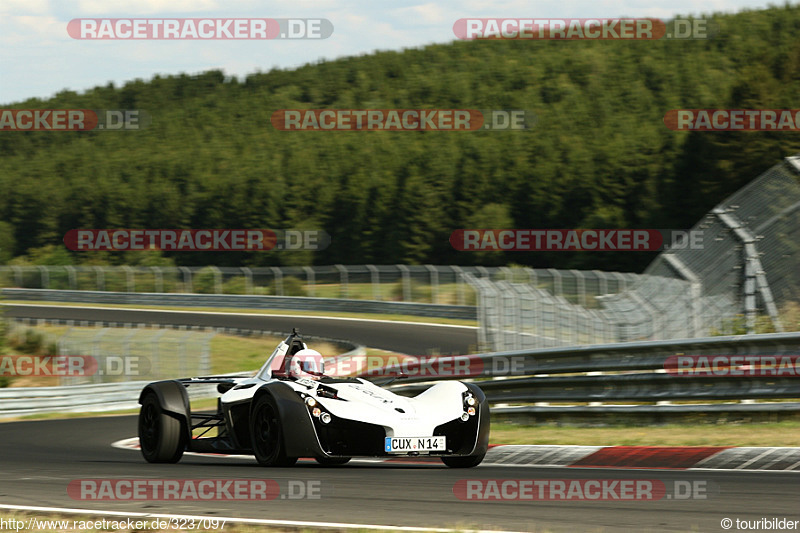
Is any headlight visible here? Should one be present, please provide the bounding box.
[305,396,317,407]
[460,413,470,422]
[467,406,476,416]
[312,407,322,417]
[465,395,476,406]
[320,412,332,424]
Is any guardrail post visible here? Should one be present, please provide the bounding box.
[335,264,348,298]
[397,265,411,302]
[366,265,380,301]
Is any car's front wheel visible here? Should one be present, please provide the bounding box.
[251,394,297,467]
[138,392,186,463]
[441,454,485,468]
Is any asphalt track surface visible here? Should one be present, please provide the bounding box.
[2,304,798,531]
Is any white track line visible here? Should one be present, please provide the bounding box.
[2,303,477,329]
[0,504,519,532]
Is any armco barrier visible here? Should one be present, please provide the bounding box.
[0,380,218,417]
[384,332,800,413]
[0,288,476,320]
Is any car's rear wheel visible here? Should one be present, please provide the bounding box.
[251,394,297,467]
[441,454,485,468]
[138,392,186,463]
[315,456,351,466]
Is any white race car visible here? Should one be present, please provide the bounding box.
[138,329,489,467]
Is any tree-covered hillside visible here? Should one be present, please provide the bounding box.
[3,5,800,270]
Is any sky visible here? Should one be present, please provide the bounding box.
[0,0,783,105]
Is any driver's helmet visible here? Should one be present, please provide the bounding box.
[287,348,324,380]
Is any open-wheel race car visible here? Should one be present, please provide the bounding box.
[138,329,490,467]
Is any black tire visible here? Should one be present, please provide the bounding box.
[138,392,186,463]
[251,394,297,467]
[441,454,485,468]
[315,456,351,466]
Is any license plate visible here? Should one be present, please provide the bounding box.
[384,436,446,453]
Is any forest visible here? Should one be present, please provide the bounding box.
[2,5,800,271]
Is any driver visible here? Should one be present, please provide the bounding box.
[286,348,325,380]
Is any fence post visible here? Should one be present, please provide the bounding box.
[179,267,192,293]
[366,265,380,301]
[210,266,222,294]
[11,266,22,287]
[525,267,536,287]
[397,265,411,302]
[241,267,253,295]
[270,267,283,296]
[151,267,163,293]
[548,268,562,297]
[451,265,465,305]
[425,265,439,304]
[121,266,134,292]
[91,328,110,384]
[37,266,49,289]
[335,264,348,299]
[200,331,214,375]
[302,266,315,297]
[571,269,586,308]
[65,266,77,290]
[151,329,167,379]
